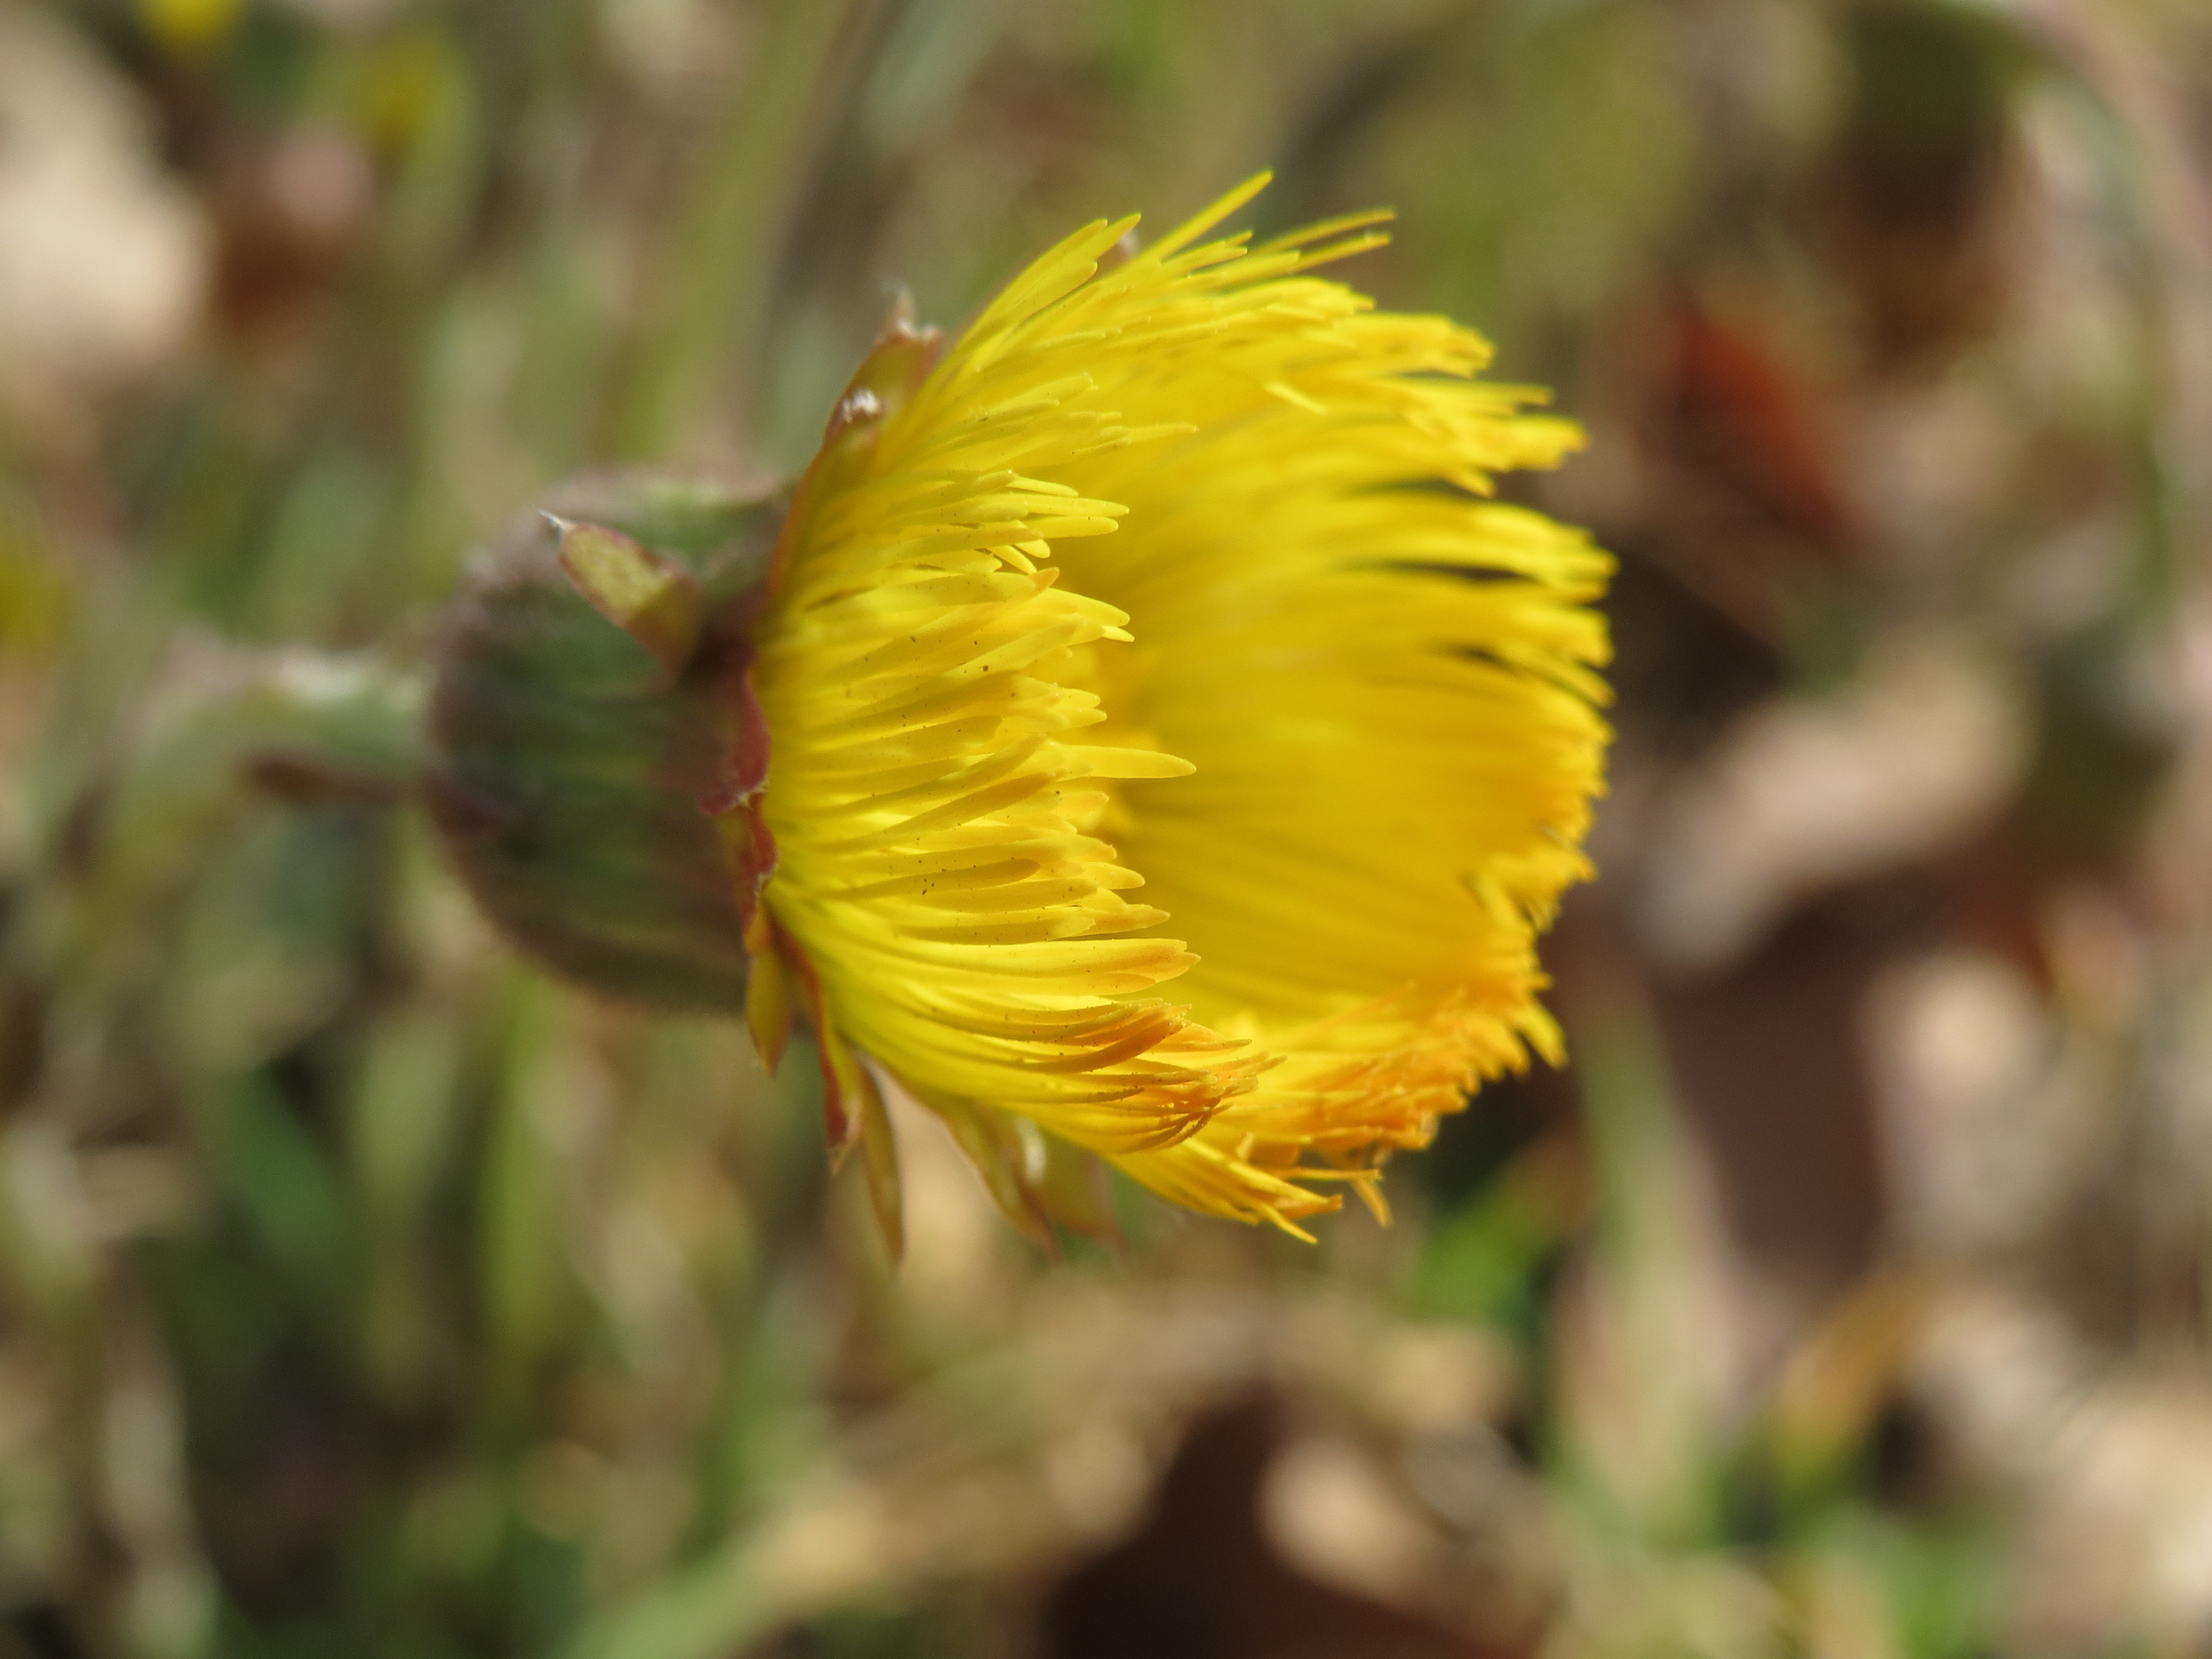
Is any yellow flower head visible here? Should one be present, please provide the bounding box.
[733,177,1612,1247]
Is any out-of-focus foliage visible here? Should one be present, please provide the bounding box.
[2,1,2210,1655]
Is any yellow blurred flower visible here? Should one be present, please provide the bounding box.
[136,0,244,52]
[736,177,1612,1245]
[0,530,69,653]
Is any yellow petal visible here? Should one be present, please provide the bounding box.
[751,177,1610,1233]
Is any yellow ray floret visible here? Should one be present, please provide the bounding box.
[748,175,1611,1241]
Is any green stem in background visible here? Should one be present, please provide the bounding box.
[0,642,426,1030]
[2035,40,2187,629]
[617,0,886,463]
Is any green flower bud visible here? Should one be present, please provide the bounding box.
[425,472,782,1010]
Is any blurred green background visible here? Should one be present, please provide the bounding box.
[3,0,2211,1654]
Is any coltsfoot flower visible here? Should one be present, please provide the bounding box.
[431,176,1612,1251]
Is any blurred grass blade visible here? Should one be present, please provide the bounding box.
[619,0,887,460]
